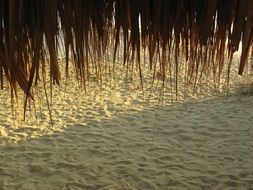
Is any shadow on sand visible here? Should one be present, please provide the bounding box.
[0,90,253,190]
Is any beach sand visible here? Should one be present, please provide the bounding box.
[0,57,253,189]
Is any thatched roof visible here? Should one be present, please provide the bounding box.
[0,0,253,99]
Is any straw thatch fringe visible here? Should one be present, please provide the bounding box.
[0,0,253,100]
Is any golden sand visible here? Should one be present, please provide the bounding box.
[0,56,253,189]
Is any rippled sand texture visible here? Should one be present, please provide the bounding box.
[1,57,253,189]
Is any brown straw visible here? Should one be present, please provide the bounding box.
[0,0,252,102]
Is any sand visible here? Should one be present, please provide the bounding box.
[1,57,253,189]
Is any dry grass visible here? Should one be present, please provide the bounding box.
[0,0,253,113]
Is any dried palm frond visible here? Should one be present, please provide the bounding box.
[0,0,252,106]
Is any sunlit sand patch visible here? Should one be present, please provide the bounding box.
[0,52,252,143]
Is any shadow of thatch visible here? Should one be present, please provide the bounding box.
[0,91,253,190]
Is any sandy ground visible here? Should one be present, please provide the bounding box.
[0,58,253,189]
